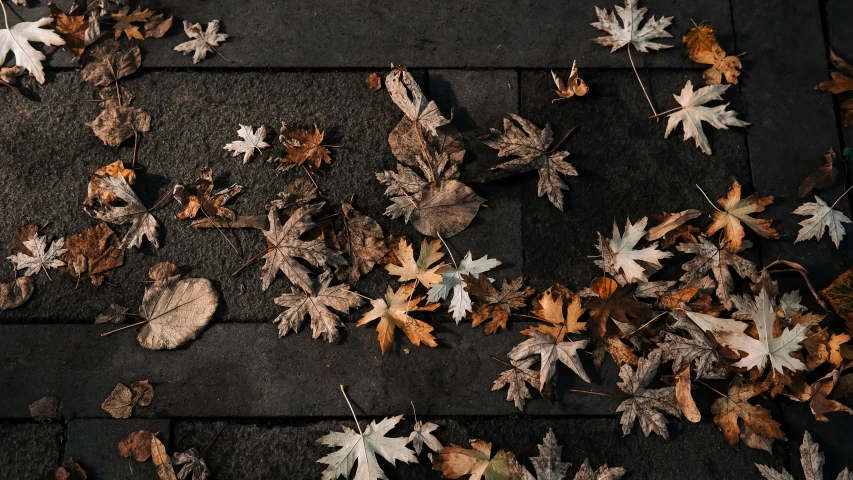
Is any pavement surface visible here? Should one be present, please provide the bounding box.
[1,0,853,479]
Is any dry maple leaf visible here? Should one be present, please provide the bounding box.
[273,270,364,342]
[386,68,449,136]
[172,447,211,480]
[590,0,673,53]
[409,419,443,455]
[479,114,576,210]
[135,265,218,350]
[522,287,587,341]
[509,331,590,387]
[0,277,34,310]
[62,223,124,285]
[712,378,785,446]
[119,430,155,462]
[551,61,589,102]
[705,180,778,249]
[799,148,837,198]
[84,173,160,249]
[45,459,86,480]
[267,177,319,215]
[357,282,440,354]
[385,237,446,288]
[683,22,742,85]
[111,6,154,40]
[173,168,243,220]
[816,50,853,126]
[821,270,853,333]
[279,124,333,169]
[428,252,501,323]
[585,277,653,341]
[8,231,66,277]
[659,329,726,380]
[433,439,523,480]
[757,431,852,480]
[493,357,541,412]
[260,203,346,292]
[664,81,749,155]
[793,195,851,248]
[465,275,535,335]
[101,379,153,419]
[84,160,135,206]
[48,2,88,58]
[80,39,141,87]
[29,395,61,422]
[335,201,388,285]
[615,350,680,439]
[317,415,417,480]
[528,429,570,480]
[0,17,65,84]
[86,103,151,147]
[676,236,757,309]
[595,217,672,284]
[224,124,270,164]
[174,20,228,64]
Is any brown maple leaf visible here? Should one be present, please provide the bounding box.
[357,282,440,354]
[522,285,586,341]
[463,274,534,335]
[788,369,853,422]
[86,104,150,147]
[267,177,319,215]
[705,180,778,250]
[385,237,446,288]
[335,201,388,285]
[677,237,757,310]
[62,223,124,285]
[820,270,853,334]
[683,22,742,85]
[81,39,141,87]
[48,2,88,58]
[551,61,589,102]
[616,350,681,439]
[585,277,653,341]
[173,168,243,221]
[647,209,701,248]
[712,378,785,446]
[111,7,154,40]
[816,49,853,123]
[798,148,838,198]
[279,123,333,169]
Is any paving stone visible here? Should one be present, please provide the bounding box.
[732,0,852,290]
[517,69,752,289]
[0,422,62,480]
[0,323,635,418]
[16,0,731,69]
[64,419,171,480]
[172,416,784,479]
[780,401,853,479]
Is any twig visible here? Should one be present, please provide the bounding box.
[695,378,727,398]
[231,247,270,276]
[100,320,148,337]
[200,426,225,458]
[490,356,514,368]
[624,311,668,338]
[627,45,658,118]
[410,401,418,424]
[212,46,233,63]
[302,165,321,192]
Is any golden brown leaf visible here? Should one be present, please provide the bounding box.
[585,277,652,341]
[173,168,243,221]
[432,439,521,480]
[385,237,446,288]
[86,104,150,147]
[798,148,838,198]
[335,202,388,285]
[111,7,154,40]
[151,435,178,480]
[357,283,439,354]
[683,23,742,85]
[118,430,155,462]
[366,72,381,91]
[144,14,173,39]
[101,379,153,419]
[280,124,332,169]
[705,180,778,250]
[48,2,88,58]
[521,286,586,341]
[675,364,701,422]
[551,61,588,102]
[647,209,701,244]
[790,370,853,421]
[816,49,853,94]
[62,223,124,286]
[712,379,785,446]
[464,274,535,335]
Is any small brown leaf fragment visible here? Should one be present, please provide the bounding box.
[80,40,142,87]
[144,14,173,39]
[148,262,180,285]
[335,202,388,285]
[816,49,853,94]
[432,440,522,479]
[798,148,837,198]
[675,364,701,422]
[95,303,129,324]
[29,396,62,422]
[683,23,742,85]
[551,61,589,102]
[279,124,333,169]
[151,435,178,480]
[821,270,853,333]
[739,422,774,453]
[98,86,134,109]
[173,168,243,221]
[111,7,155,40]
[0,65,20,85]
[86,104,151,147]
[366,72,381,91]
[0,277,34,310]
[11,224,38,256]
[646,209,701,241]
[266,177,319,214]
[48,2,88,58]
[45,459,87,480]
[705,180,779,250]
[712,379,785,446]
[62,223,124,285]
[118,430,155,462]
[465,274,535,335]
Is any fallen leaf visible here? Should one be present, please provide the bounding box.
[683,22,742,85]
[0,17,65,84]
[821,270,853,333]
[591,0,673,53]
[144,14,173,39]
[705,180,778,250]
[84,174,160,249]
[659,329,726,380]
[62,223,124,285]
[816,49,853,94]
[756,431,850,480]
[101,380,153,419]
[137,270,218,350]
[646,209,700,241]
[585,277,653,341]
[800,326,849,370]
[385,237,446,288]
[493,358,541,412]
[664,81,749,155]
[595,217,672,283]
[80,39,141,87]
[84,160,136,207]
[357,283,439,354]
[172,448,211,480]
[522,287,587,341]
[95,303,129,324]
[274,270,363,342]
[260,203,346,292]
[335,202,388,285]
[48,2,88,58]
[677,237,757,309]
[712,378,784,446]
[616,350,680,439]
[479,114,577,210]
[366,72,381,91]
[529,429,570,480]
[410,420,443,455]
[433,439,521,480]
[790,370,853,422]
[111,6,154,40]
[8,231,66,277]
[223,125,270,164]
[428,252,501,323]
[118,430,155,462]
[793,195,851,248]
[674,364,701,422]
[0,277,34,310]
[174,20,228,64]
[466,275,535,335]
[509,331,590,387]
[551,61,589,102]
[318,415,416,480]
[29,396,61,422]
[86,103,151,147]
[151,435,178,480]
[573,459,626,480]
[386,68,449,136]
[45,459,86,480]
[799,148,838,198]
[173,168,243,220]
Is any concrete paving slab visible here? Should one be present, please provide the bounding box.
[0,422,62,480]
[64,419,171,480]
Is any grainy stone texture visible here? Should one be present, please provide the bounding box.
[64,419,171,480]
[824,0,853,183]
[0,422,62,480]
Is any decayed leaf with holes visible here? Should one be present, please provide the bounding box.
[0,277,34,310]
[799,148,837,198]
[80,39,141,87]
[385,237,446,288]
[279,123,333,169]
[479,114,577,210]
[62,223,124,285]
[335,202,388,285]
[111,6,154,40]
[173,168,243,220]
[433,439,523,480]
[493,357,541,412]
[822,270,853,333]
[86,103,150,147]
[8,231,66,277]
[174,20,228,64]
[595,217,672,283]
[48,2,88,58]
[677,237,757,309]
[318,415,417,480]
[664,81,749,155]
[789,370,853,422]
[224,125,269,164]
[683,23,742,85]
[528,429,570,480]
[705,181,778,250]
[357,283,440,354]
[366,72,381,91]
[793,195,851,248]
[84,174,160,249]
[173,447,211,480]
[585,277,653,341]
[756,431,852,480]
[29,396,61,422]
[509,331,590,386]
[712,378,784,446]
[616,350,680,439]
[0,17,65,84]
[551,61,589,102]
[136,267,218,350]
[409,420,443,455]
[273,271,363,343]
[466,275,535,335]
[101,379,154,419]
[522,288,586,342]
[260,203,346,292]
[119,430,155,461]
[590,0,673,53]
[428,252,501,323]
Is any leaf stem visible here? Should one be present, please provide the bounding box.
[567,389,625,399]
[410,401,418,424]
[302,165,321,193]
[648,106,683,119]
[546,125,578,154]
[695,378,727,398]
[340,385,363,436]
[627,45,658,119]
[695,184,722,212]
[830,184,853,210]
[100,320,148,337]
[436,232,457,268]
[490,356,514,368]
[131,131,138,168]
